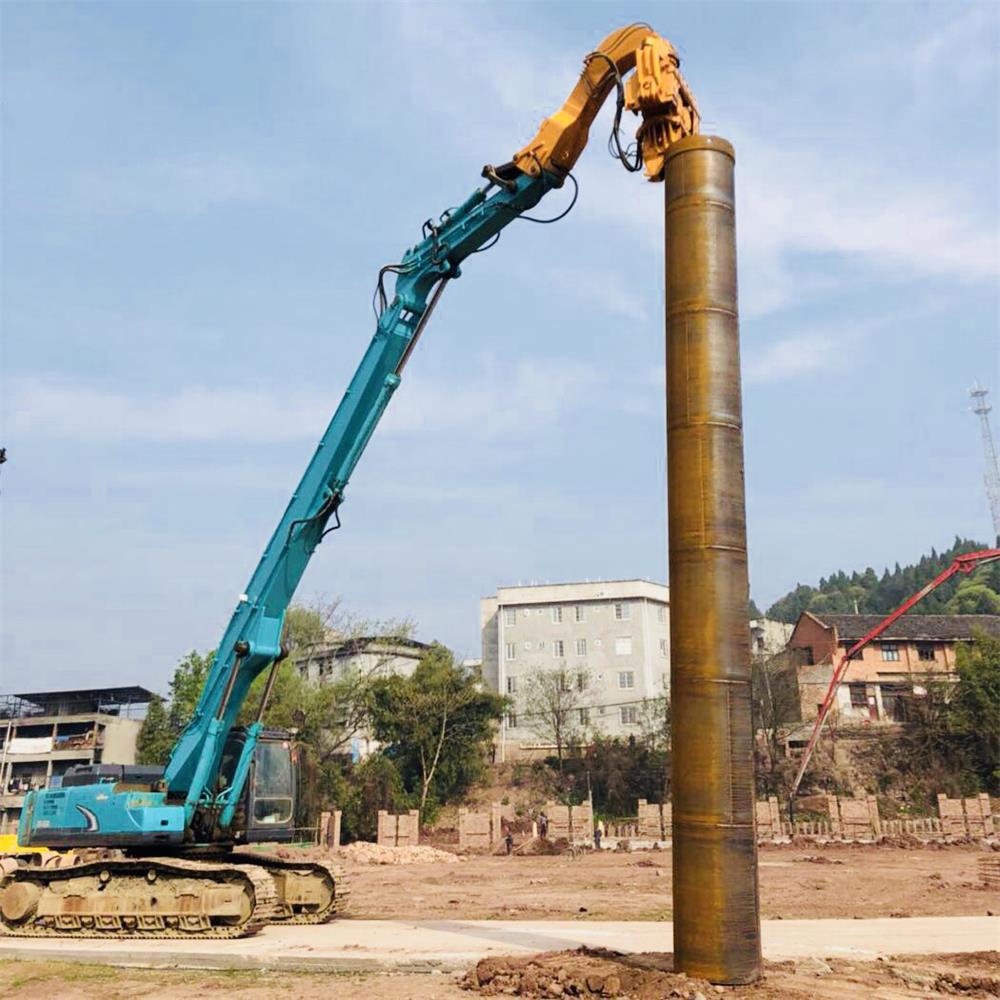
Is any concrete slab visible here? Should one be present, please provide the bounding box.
[0,917,995,973]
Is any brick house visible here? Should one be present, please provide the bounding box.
[785,613,1000,724]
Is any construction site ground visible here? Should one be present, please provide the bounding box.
[340,840,996,921]
[0,842,996,997]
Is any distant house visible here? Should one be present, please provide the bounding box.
[295,634,431,759]
[749,618,793,657]
[785,612,1000,724]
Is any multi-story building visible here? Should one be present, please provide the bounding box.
[785,612,1000,723]
[480,580,670,758]
[0,685,153,832]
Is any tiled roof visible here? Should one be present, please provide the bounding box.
[811,614,1000,642]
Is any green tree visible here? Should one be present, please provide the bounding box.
[167,650,214,734]
[947,582,1000,615]
[135,650,214,766]
[369,644,504,816]
[951,630,1000,790]
[136,695,172,765]
[340,754,407,842]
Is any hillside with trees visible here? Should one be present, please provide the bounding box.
[765,537,1000,623]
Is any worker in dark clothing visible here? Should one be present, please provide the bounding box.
[501,820,514,855]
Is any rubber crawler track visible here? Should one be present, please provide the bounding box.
[0,856,278,940]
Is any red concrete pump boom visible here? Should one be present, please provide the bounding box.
[789,547,1000,800]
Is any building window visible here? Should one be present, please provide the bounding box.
[553,640,565,658]
[575,605,585,623]
[659,638,667,657]
[916,643,936,662]
[881,642,900,662]
[506,712,517,728]
[802,646,815,665]
[524,641,531,650]
[506,676,517,694]
[538,640,546,650]
[575,638,587,657]
[503,607,516,627]
[614,602,631,621]
[620,706,637,725]
[845,644,863,660]
[559,673,571,692]
[848,683,866,708]
[578,707,590,725]
[505,642,516,661]
[615,636,632,656]
[576,672,588,691]
[594,638,602,648]
[551,606,563,624]
[657,605,666,623]
[618,671,635,689]
[755,636,765,652]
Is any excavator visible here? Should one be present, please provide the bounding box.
[0,24,699,937]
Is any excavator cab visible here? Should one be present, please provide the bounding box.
[219,728,299,844]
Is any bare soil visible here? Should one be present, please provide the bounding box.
[339,841,998,921]
[461,949,1000,998]
[0,952,997,999]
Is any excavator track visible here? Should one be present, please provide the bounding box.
[233,852,349,924]
[0,856,277,939]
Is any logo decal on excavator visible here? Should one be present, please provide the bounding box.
[75,805,99,832]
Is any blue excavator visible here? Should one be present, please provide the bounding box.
[0,24,697,937]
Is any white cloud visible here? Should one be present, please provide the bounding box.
[5,360,599,444]
[70,155,302,217]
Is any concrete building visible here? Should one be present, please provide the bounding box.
[0,685,153,832]
[786,612,1000,724]
[749,618,793,657]
[480,580,670,758]
[295,634,431,759]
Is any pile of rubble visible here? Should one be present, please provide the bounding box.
[461,950,721,999]
[338,841,462,865]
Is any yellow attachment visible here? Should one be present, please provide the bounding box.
[512,24,699,183]
[625,35,700,180]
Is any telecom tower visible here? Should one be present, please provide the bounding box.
[970,384,1000,537]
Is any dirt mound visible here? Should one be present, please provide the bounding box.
[517,837,571,856]
[339,842,462,865]
[461,948,715,999]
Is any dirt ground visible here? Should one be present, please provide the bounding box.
[0,952,997,1000]
[339,841,998,921]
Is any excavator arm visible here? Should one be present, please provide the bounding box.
[19,25,698,852]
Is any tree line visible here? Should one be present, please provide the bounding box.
[765,536,1000,623]
[136,602,505,839]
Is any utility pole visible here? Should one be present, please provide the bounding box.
[969,384,1000,538]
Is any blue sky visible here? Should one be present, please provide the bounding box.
[2,1,998,693]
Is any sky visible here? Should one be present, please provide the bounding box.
[1,1,998,694]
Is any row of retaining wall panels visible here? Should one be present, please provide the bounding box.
[320,791,994,852]
[457,801,596,850]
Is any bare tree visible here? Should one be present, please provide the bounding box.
[522,667,590,771]
[751,652,800,798]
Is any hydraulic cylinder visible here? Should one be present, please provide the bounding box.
[663,134,762,985]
